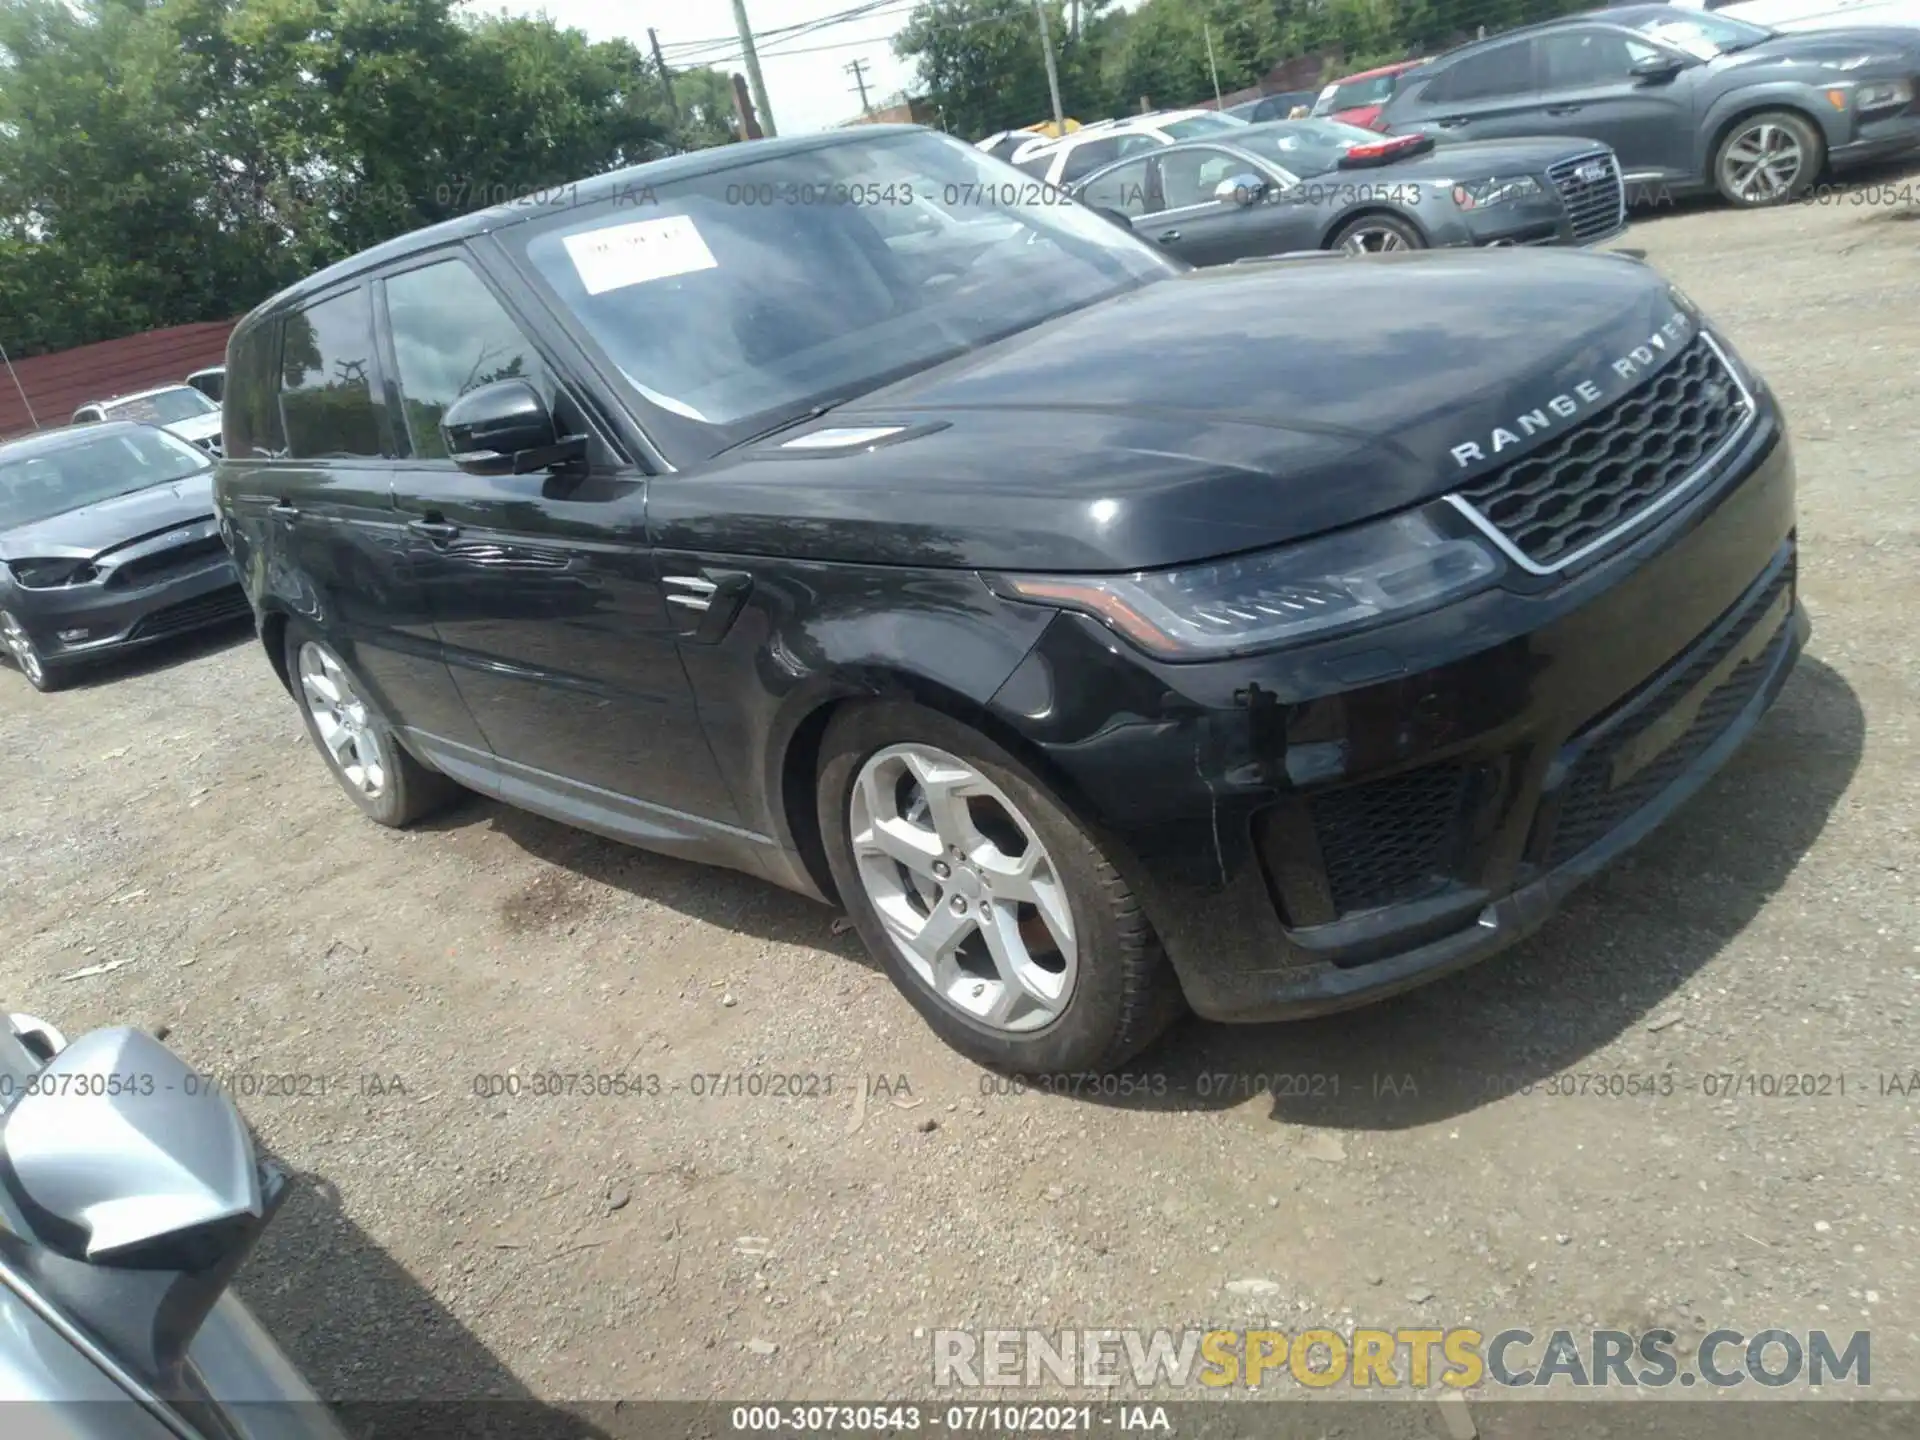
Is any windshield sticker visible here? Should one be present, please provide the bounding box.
[563,215,718,295]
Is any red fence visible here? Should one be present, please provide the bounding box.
[1,319,240,440]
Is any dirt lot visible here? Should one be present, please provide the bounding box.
[2,172,1916,1424]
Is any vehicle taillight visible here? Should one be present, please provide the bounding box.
[1344,134,1419,160]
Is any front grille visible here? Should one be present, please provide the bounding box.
[1454,334,1752,571]
[126,586,250,641]
[111,535,230,588]
[1547,150,1624,243]
[1541,556,1793,867]
[1308,762,1472,915]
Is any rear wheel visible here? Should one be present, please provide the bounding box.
[283,620,455,827]
[1714,110,1823,207]
[1331,212,1425,254]
[0,611,65,692]
[817,701,1184,1073]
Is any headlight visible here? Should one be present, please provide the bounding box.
[1853,79,1913,109]
[1450,175,1542,210]
[7,558,100,588]
[986,511,1502,660]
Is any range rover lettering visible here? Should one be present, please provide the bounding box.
[215,126,1807,1074]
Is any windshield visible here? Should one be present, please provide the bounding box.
[0,428,211,530]
[1631,11,1772,56]
[1234,119,1408,178]
[1159,114,1248,138]
[509,129,1177,461]
[101,386,219,425]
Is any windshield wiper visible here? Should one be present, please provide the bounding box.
[723,398,854,452]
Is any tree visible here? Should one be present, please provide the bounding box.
[894,0,1115,139]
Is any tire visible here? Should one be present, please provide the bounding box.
[816,701,1185,1073]
[282,619,456,827]
[1330,212,1425,254]
[0,610,67,692]
[1713,110,1824,208]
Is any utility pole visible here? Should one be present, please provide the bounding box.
[1032,0,1065,136]
[729,0,777,137]
[648,27,677,114]
[1203,23,1223,109]
[1069,0,1078,41]
[846,57,873,116]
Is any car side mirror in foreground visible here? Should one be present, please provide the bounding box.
[441,379,587,478]
[1630,53,1685,82]
[0,1026,289,1388]
[1215,173,1269,206]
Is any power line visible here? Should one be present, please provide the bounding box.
[657,0,914,54]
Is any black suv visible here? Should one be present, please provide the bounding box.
[216,125,1806,1073]
[1380,6,1920,206]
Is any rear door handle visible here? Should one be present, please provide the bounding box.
[1157,229,1182,243]
[407,518,461,542]
[269,500,299,519]
[1546,105,1583,115]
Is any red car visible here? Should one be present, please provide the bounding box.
[1310,59,1429,131]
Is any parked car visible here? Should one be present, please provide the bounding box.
[216,123,1804,1074]
[0,1011,348,1437]
[1074,118,1628,256]
[1225,89,1321,122]
[1009,110,1250,185]
[1611,0,1920,34]
[186,364,227,403]
[1379,6,1920,205]
[0,422,246,691]
[1311,59,1433,128]
[71,383,224,457]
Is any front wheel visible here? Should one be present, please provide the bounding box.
[0,610,66,692]
[1714,110,1824,207]
[283,620,456,827]
[1331,213,1425,254]
[816,701,1185,1073]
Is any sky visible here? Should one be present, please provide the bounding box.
[478,0,927,138]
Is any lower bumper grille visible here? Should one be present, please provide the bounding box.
[1547,150,1625,243]
[1308,762,1472,915]
[1541,555,1794,868]
[112,536,230,588]
[126,586,250,642]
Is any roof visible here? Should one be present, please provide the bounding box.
[1328,58,1429,82]
[0,319,237,440]
[243,128,930,328]
[0,419,157,461]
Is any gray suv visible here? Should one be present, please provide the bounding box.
[1379,6,1920,205]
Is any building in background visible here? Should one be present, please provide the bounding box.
[840,92,936,127]
[1,320,237,440]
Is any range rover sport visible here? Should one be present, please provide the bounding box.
[215,125,1807,1074]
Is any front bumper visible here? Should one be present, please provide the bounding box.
[12,554,248,665]
[989,396,1800,1022]
[1828,106,1920,169]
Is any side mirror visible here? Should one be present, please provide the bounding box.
[440,379,586,477]
[1630,52,1685,82]
[1214,173,1269,206]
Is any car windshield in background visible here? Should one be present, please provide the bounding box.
[508,129,1176,460]
[1631,11,1772,56]
[101,386,219,425]
[1235,119,1407,178]
[0,428,211,530]
[1159,114,1248,138]
[1328,74,1398,109]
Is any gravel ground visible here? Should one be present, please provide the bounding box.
[2,171,1916,1427]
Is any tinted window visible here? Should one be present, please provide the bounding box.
[1078,157,1153,217]
[279,289,384,460]
[1058,137,1123,184]
[1158,147,1250,210]
[1426,42,1537,102]
[226,318,286,459]
[385,258,548,461]
[1538,29,1657,87]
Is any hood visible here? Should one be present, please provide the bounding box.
[1362,136,1613,176]
[0,472,216,563]
[650,249,1696,572]
[1738,26,1920,64]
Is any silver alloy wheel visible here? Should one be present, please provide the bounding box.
[1722,122,1804,203]
[297,640,388,797]
[848,743,1077,1033]
[0,611,45,686]
[1341,223,1409,254]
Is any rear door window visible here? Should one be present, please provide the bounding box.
[1424,41,1540,102]
[279,287,387,460]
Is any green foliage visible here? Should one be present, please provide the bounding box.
[0,0,736,356]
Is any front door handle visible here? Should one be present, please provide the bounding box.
[407,518,461,543]
[1546,105,1583,115]
[1157,229,1182,243]
[269,500,299,520]
[1434,117,1470,128]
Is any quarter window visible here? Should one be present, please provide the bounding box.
[384,258,548,461]
[225,318,287,459]
[279,289,385,460]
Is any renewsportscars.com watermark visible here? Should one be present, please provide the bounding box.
[931,1327,1870,1390]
